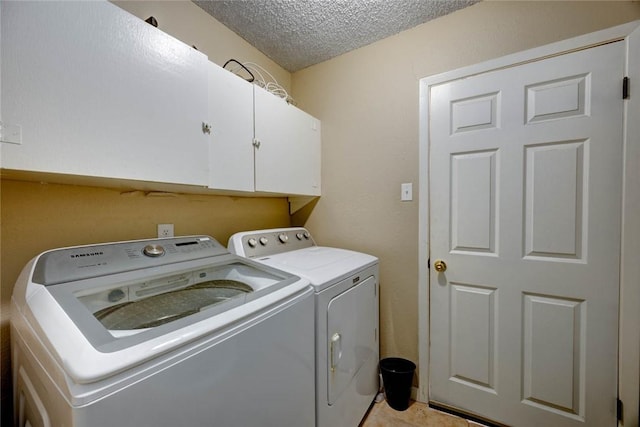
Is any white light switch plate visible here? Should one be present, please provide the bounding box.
[401,183,413,201]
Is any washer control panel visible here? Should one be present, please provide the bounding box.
[33,236,227,286]
[229,228,315,258]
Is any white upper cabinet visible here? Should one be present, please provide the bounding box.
[208,62,255,192]
[1,1,321,197]
[208,65,321,197]
[254,86,321,196]
[1,1,209,186]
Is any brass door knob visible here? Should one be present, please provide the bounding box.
[434,260,447,272]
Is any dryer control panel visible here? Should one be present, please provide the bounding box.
[229,227,316,258]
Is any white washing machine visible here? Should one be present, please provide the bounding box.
[228,227,379,427]
[11,235,315,427]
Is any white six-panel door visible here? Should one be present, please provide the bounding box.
[429,41,624,426]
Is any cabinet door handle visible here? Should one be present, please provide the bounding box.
[252,138,261,149]
[202,122,211,135]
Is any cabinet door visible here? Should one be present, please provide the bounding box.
[208,62,255,192]
[254,86,321,196]
[1,1,209,186]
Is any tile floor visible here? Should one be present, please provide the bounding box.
[360,400,486,427]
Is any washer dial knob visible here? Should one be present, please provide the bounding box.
[259,237,269,246]
[247,238,258,248]
[296,232,304,240]
[303,232,311,239]
[278,233,289,243]
[143,244,165,257]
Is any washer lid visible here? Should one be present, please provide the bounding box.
[255,247,377,290]
[51,260,296,349]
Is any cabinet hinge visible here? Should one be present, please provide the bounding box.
[623,77,630,100]
[428,258,431,269]
[617,397,623,421]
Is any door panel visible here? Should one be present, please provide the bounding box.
[450,283,497,391]
[327,276,377,405]
[524,140,586,260]
[525,74,589,123]
[451,92,500,134]
[522,294,585,417]
[451,150,498,254]
[429,41,623,426]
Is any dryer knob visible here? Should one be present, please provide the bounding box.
[303,232,310,239]
[296,233,304,240]
[143,244,165,257]
[259,237,268,246]
[278,233,289,243]
[247,238,258,248]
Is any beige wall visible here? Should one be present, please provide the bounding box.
[291,0,640,380]
[0,2,293,422]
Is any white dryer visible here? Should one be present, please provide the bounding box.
[228,227,379,427]
[11,235,315,427]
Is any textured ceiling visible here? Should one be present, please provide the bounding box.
[193,0,480,72]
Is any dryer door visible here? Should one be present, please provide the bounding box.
[327,275,377,404]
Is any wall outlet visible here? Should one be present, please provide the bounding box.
[157,223,174,238]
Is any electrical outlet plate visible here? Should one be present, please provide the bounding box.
[157,224,174,238]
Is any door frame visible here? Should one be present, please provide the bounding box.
[418,20,640,426]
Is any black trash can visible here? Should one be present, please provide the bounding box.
[379,357,416,411]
